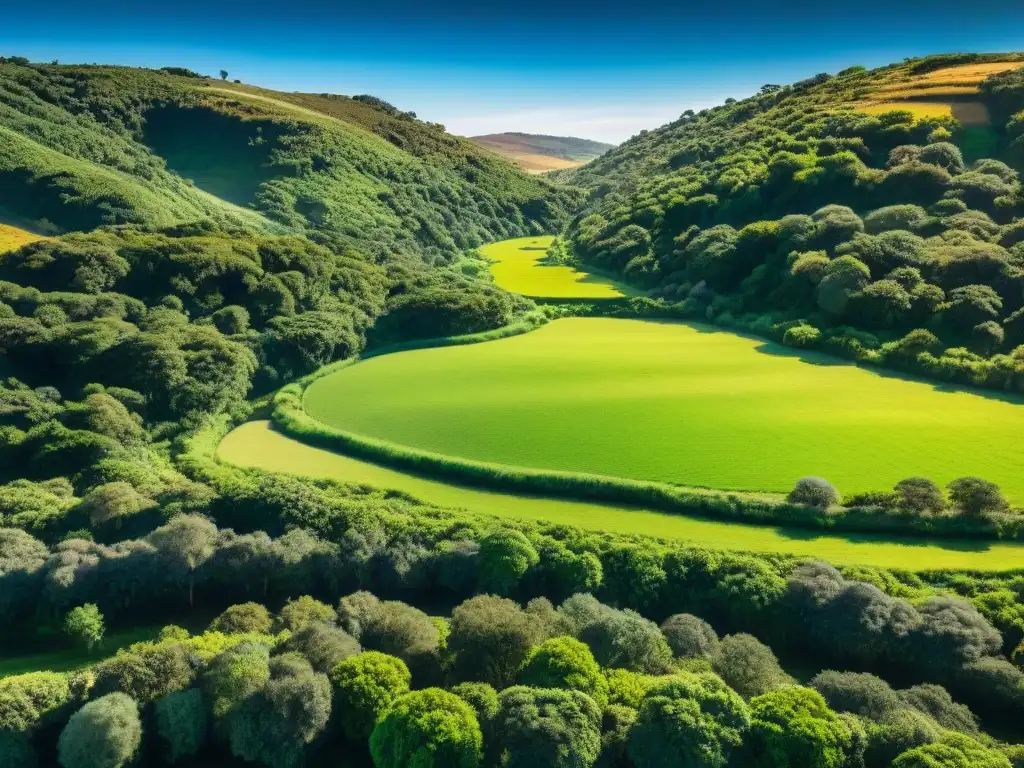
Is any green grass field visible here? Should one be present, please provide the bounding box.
[217,421,1024,570]
[482,235,634,298]
[304,317,1024,501]
[0,626,163,678]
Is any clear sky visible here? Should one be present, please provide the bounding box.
[3,0,1024,143]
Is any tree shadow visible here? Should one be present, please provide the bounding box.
[774,525,994,553]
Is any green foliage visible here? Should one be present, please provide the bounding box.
[201,641,271,719]
[57,693,141,768]
[746,686,853,768]
[712,634,791,699]
[478,528,540,595]
[278,595,336,631]
[329,651,411,741]
[891,732,1012,768]
[153,688,207,764]
[447,595,546,689]
[518,636,609,707]
[660,614,719,659]
[63,603,104,651]
[627,672,751,768]
[370,688,483,768]
[494,686,602,768]
[210,603,274,635]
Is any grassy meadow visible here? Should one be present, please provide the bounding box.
[218,421,1024,570]
[304,317,1024,501]
[482,235,635,298]
[0,223,47,252]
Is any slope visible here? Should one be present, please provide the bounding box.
[472,132,615,172]
[0,60,582,262]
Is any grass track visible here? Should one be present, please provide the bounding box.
[483,235,635,298]
[218,421,1024,570]
[304,317,1024,501]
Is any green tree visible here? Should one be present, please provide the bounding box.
[211,603,273,634]
[154,688,207,764]
[478,529,539,595]
[278,595,336,631]
[746,686,853,768]
[661,614,719,659]
[370,688,483,768]
[519,636,609,707]
[330,651,411,741]
[891,732,1011,768]
[281,622,360,673]
[628,672,750,768]
[894,478,946,514]
[147,515,217,608]
[447,595,545,688]
[64,604,104,651]
[201,642,271,719]
[787,478,840,509]
[712,634,790,699]
[495,686,602,768]
[946,477,1008,516]
[220,70,229,80]
[57,693,142,768]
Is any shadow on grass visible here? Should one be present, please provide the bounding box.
[774,523,994,552]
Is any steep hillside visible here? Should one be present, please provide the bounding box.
[563,53,1024,392]
[471,132,615,172]
[0,60,582,263]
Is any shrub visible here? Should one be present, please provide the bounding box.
[518,636,609,707]
[210,603,273,635]
[153,689,207,763]
[370,688,483,768]
[329,651,411,741]
[57,693,141,768]
[494,686,602,768]
[660,613,719,659]
[787,478,840,508]
[712,634,790,699]
[747,686,854,768]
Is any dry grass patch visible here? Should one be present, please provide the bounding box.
[0,223,48,253]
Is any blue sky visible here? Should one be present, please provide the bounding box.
[3,0,1024,143]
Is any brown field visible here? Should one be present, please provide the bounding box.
[0,224,47,253]
[854,61,1023,125]
[470,136,585,172]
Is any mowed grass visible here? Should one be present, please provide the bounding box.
[304,317,1024,501]
[0,223,47,253]
[218,421,1024,570]
[483,235,635,299]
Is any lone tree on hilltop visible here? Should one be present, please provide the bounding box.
[220,70,229,80]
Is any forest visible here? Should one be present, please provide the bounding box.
[0,52,1022,768]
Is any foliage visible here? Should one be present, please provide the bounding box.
[57,693,141,768]
[518,636,609,707]
[153,688,207,764]
[370,688,483,768]
[494,685,602,768]
[329,651,411,741]
[63,603,104,651]
[746,686,854,768]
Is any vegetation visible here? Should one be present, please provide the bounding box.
[470,132,615,173]
[1,51,1024,768]
[483,235,635,298]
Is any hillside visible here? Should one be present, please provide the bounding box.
[471,132,615,173]
[562,52,1024,393]
[0,60,582,262]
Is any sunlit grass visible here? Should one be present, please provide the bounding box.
[0,223,47,253]
[304,317,1024,501]
[482,235,635,299]
[218,421,1024,570]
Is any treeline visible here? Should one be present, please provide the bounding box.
[563,54,1024,394]
[2,582,1022,767]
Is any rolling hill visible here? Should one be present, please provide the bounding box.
[0,60,583,262]
[470,132,615,173]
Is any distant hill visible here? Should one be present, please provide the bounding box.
[470,132,615,173]
[0,61,581,262]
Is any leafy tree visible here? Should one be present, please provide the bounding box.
[202,641,271,719]
[64,603,104,651]
[478,529,539,595]
[358,599,440,678]
[228,655,331,768]
[278,595,336,631]
[370,688,483,768]
[628,672,750,768]
[579,608,673,674]
[494,686,602,768]
[519,636,609,707]
[210,602,273,635]
[660,614,719,659]
[787,477,840,508]
[220,70,229,80]
[946,477,1008,516]
[329,651,410,741]
[809,671,899,720]
[746,686,853,768]
[447,595,545,688]
[57,693,142,768]
[281,622,360,673]
[712,634,790,699]
[899,684,978,735]
[894,478,946,514]
[154,688,207,764]
[147,515,217,607]
[866,708,941,767]
[891,732,1011,768]
[92,641,194,703]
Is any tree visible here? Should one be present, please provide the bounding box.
[220,70,229,80]
[447,595,545,688]
[712,634,790,699]
[579,608,673,674]
[866,708,940,767]
[228,656,331,768]
[64,604,104,651]
[899,684,978,734]
[329,651,410,741]
[281,622,360,673]
[202,641,271,719]
[278,595,335,631]
[746,686,853,768]
[787,478,840,508]
[358,600,440,679]
[92,642,194,703]
[58,693,142,768]
[147,515,217,607]
[809,671,899,720]
[478,529,539,595]
[891,732,1011,768]
[817,256,870,316]
[154,688,207,764]
[494,686,602,768]
[661,614,719,659]
[519,637,609,707]
[894,478,946,514]
[946,477,1008,516]
[370,688,483,768]
[210,602,273,635]
[628,672,750,768]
